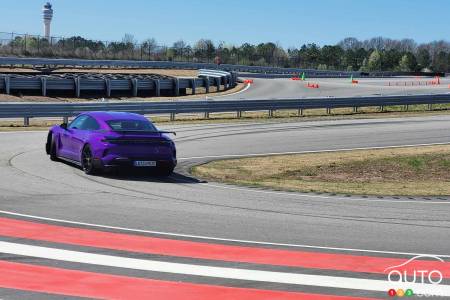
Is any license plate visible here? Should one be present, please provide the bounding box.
[133,160,156,167]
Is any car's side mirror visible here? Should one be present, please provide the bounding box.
[60,123,68,130]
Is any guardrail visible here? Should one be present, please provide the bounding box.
[1,94,450,125]
[2,57,444,78]
[0,56,360,77]
[0,70,237,97]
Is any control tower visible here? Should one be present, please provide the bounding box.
[42,2,53,40]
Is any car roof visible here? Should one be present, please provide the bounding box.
[84,111,148,122]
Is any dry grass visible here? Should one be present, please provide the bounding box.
[192,145,450,196]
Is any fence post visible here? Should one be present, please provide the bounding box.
[41,77,47,96]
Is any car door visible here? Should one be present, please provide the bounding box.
[59,115,88,160]
[71,116,101,162]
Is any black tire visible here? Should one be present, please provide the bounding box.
[48,134,58,161]
[157,166,174,176]
[81,145,98,175]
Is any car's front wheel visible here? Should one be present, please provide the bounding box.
[47,133,58,161]
[81,145,99,175]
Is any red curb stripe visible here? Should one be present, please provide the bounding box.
[0,217,448,277]
[0,260,377,300]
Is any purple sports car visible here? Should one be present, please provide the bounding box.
[46,111,177,175]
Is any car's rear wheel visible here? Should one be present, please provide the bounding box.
[157,166,174,176]
[81,145,98,175]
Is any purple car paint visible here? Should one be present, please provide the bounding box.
[46,111,177,175]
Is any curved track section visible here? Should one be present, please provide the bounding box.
[218,77,450,100]
[0,115,450,298]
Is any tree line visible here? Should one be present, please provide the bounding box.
[1,33,449,72]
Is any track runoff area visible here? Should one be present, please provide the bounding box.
[0,76,450,299]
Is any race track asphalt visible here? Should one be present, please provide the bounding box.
[0,78,449,299]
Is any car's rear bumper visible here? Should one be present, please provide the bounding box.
[93,157,177,169]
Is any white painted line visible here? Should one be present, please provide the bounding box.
[1,241,449,296]
[179,142,450,160]
[214,82,251,98]
[0,210,449,258]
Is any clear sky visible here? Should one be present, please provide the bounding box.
[1,0,449,47]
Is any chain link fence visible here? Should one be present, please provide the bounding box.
[0,32,286,67]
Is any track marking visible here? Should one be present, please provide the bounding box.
[0,260,375,300]
[214,82,252,98]
[0,210,449,258]
[1,241,449,296]
[1,216,448,277]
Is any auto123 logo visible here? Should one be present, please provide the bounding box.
[384,255,445,298]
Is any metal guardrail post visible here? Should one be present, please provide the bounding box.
[23,117,30,127]
[204,77,210,93]
[132,78,138,97]
[428,104,433,111]
[4,75,10,94]
[224,76,228,89]
[191,79,196,95]
[105,78,111,97]
[327,108,331,114]
[154,79,160,97]
[41,77,47,96]
[170,113,175,121]
[237,111,242,118]
[174,78,180,96]
[75,77,81,98]
[215,77,221,91]
[298,108,303,116]
[269,110,274,117]
[63,116,69,124]
[353,107,358,113]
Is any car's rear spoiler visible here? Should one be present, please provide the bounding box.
[157,131,176,136]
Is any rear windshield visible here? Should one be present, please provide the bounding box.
[106,119,157,131]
